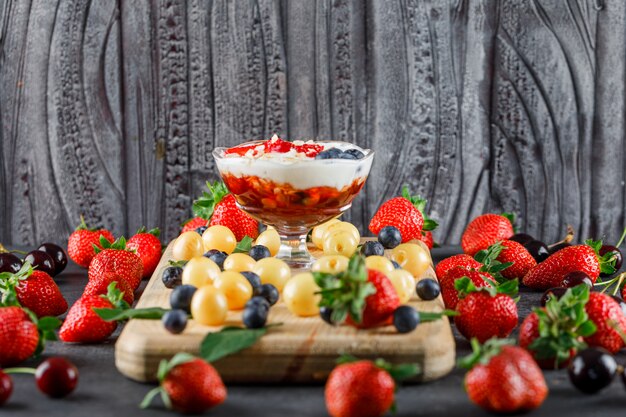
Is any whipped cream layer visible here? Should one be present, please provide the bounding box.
[214,141,373,190]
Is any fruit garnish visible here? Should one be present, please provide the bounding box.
[140,354,226,414]
[459,338,548,414]
[519,285,596,368]
[223,143,259,156]
[473,241,513,282]
[461,213,515,256]
[263,136,293,153]
[4,357,79,398]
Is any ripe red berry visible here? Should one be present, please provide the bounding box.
[0,370,12,406]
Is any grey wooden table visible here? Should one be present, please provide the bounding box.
[6,246,626,417]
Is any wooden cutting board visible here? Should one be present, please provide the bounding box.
[115,240,455,383]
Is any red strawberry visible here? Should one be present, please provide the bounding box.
[440,267,493,310]
[325,360,397,417]
[461,213,514,256]
[83,272,134,305]
[584,292,626,353]
[369,186,437,243]
[453,278,518,343]
[460,339,548,413]
[181,217,207,234]
[435,254,481,284]
[523,241,616,290]
[496,240,536,280]
[67,216,115,268]
[127,227,162,278]
[0,307,39,366]
[194,181,259,241]
[314,255,400,329]
[15,270,68,317]
[419,231,434,249]
[88,237,143,290]
[59,283,126,343]
[518,285,595,369]
[141,354,226,414]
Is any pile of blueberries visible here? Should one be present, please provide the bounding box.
[0,243,67,277]
[315,148,365,160]
[160,244,279,334]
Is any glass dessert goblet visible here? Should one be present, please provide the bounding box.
[213,141,374,269]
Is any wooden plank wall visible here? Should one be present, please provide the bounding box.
[1,0,624,246]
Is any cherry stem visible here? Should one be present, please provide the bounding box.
[548,225,575,249]
[3,367,36,375]
[10,249,28,256]
[595,272,626,295]
[616,227,626,249]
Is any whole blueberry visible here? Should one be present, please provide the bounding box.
[393,306,420,333]
[378,226,402,249]
[246,296,271,312]
[204,249,227,270]
[337,151,358,160]
[360,241,385,257]
[315,148,342,160]
[319,307,335,325]
[391,260,401,269]
[243,303,269,329]
[258,223,268,234]
[195,226,208,235]
[249,245,271,261]
[162,309,188,334]
[241,271,262,289]
[162,266,183,289]
[170,285,197,313]
[254,284,279,306]
[416,278,440,301]
[345,149,365,159]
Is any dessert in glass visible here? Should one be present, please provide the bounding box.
[213,135,374,269]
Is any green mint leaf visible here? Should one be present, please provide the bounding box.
[422,219,438,231]
[200,326,271,363]
[37,316,62,331]
[93,307,169,321]
[234,236,254,254]
[385,363,420,382]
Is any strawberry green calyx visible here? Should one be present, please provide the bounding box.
[528,285,596,367]
[313,254,376,325]
[454,276,519,299]
[585,239,617,275]
[501,212,517,232]
[136,226,161,238]
[93,236,129,255]
[458,337,515,370]
[474,241,513,282]
[140,353,197,410]
[401,185,438,231]
[337,354,420,383]
[31,313,62,355]
[0,262,34,307]
[75,215,98,232]
[192,181,230,220]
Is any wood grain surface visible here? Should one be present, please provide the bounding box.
[1,0,624,246]
[115,240,455,383]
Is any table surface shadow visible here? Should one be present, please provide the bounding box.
[7,246,626,417]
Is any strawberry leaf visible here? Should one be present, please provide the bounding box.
[94,306,169,321]
[32,313,61,355]
[586,239,618,275]
[200,326,275,363]
[527,285,595,367]
[313,255,375,325]
[475,241,513,282]
[234,236,254,254]
[455,276,518,299]
[501,212,516,231]
[458,338,515,370]
[192,181,229,220]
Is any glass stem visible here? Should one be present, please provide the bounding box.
[277,232,314,270]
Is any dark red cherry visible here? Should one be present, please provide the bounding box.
[37,243,68,276]
[0,370,12,406]
[35,357,78,398]
[0,253,22,274]
[549,242,572,254]
[561,271,593,289]
[24,250,55,276]
[525,240,550,263]
[599,245,623,277]
[509,233,534,246]
[540,287,568,307]
[610,295,626,316]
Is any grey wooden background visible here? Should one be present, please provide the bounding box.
[1,0,624,246]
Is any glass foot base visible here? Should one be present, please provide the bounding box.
[276,232,314,270]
